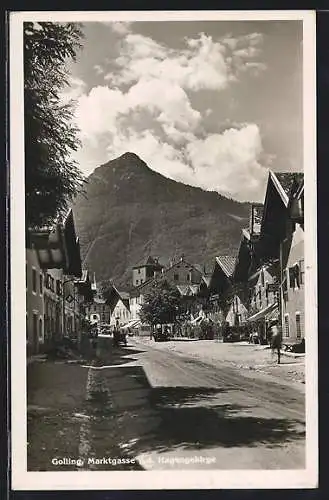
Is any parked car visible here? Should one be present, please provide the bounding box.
[153,326,170,342]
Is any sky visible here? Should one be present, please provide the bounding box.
[63,19,303,202]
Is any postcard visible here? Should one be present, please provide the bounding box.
[9,9,317,490]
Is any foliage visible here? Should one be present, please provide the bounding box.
[139,279,183,326]
[24,21,85,227]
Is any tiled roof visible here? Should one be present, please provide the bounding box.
[133,255,162,268]
[117,291,130,300]
[215,256,237,278]
[274,172,304,197]
[94,297,106,304]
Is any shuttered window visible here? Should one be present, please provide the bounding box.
[284,314,290,337]
[296,312,302,339]
[299,259,305,285]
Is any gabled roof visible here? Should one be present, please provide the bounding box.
[63,209,82,278]
[215,256,237,279]
[28,209,82,278]
[269,171,304,208]
[295,181,304,200]
[192,264,204,274]
[166,256,203,275]
[133,255,163,269]
[117,291,130,301]
[81,270,89,282]
[201,275,212,288]
[176,284,199,297]
[275,172,304,198]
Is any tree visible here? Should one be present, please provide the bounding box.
[139,279,183,327]
[24,22,85,228]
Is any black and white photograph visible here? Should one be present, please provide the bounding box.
[10,10,317,490]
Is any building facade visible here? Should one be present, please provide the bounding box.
[26,209,84,355]
[85,293,111,326]
[280,180,304,344]
[26,248,45,355]
[132,256,163,287]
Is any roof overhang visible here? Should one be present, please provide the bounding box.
[247,302,277,322]
[28,209,82,278]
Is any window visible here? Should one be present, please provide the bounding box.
[261,268,265,287]
[296,312,302,339]
[187,274,190,281]
[289,264,300,289]
[32,268,37,293]
[299,259,305,285]
[174,273,179,281]
[136,279,139,285]
[39,274,43,294]
[56,280,62,296]
[265,281,269,303]
[50,277,55,292]
[284,314,290,337]
[138,269,141,274]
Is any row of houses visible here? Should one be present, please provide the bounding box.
[26,209,96,355]
[107,170,304,347]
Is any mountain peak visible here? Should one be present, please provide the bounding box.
[102,152,148,170]
[119,152,143,162]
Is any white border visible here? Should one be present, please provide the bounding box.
[10,10,317,490]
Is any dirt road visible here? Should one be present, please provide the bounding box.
[27,337,305,471]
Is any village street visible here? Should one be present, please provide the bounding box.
[27,336,305,471]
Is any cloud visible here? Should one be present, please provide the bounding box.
[74,78,201,144]
[94,64,105,75]
[60,76,87,105]
[100,21,132,35]
[186,124,268,201]
[87,122,268,202]
[105,31,266,91]
[69,28,268,201]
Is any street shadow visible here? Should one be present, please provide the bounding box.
[137,404,305,453]
[149,386,229,407]
[98,364,305,455]
[90,342,147,367]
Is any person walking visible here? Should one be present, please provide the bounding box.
[270,319,282,364]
